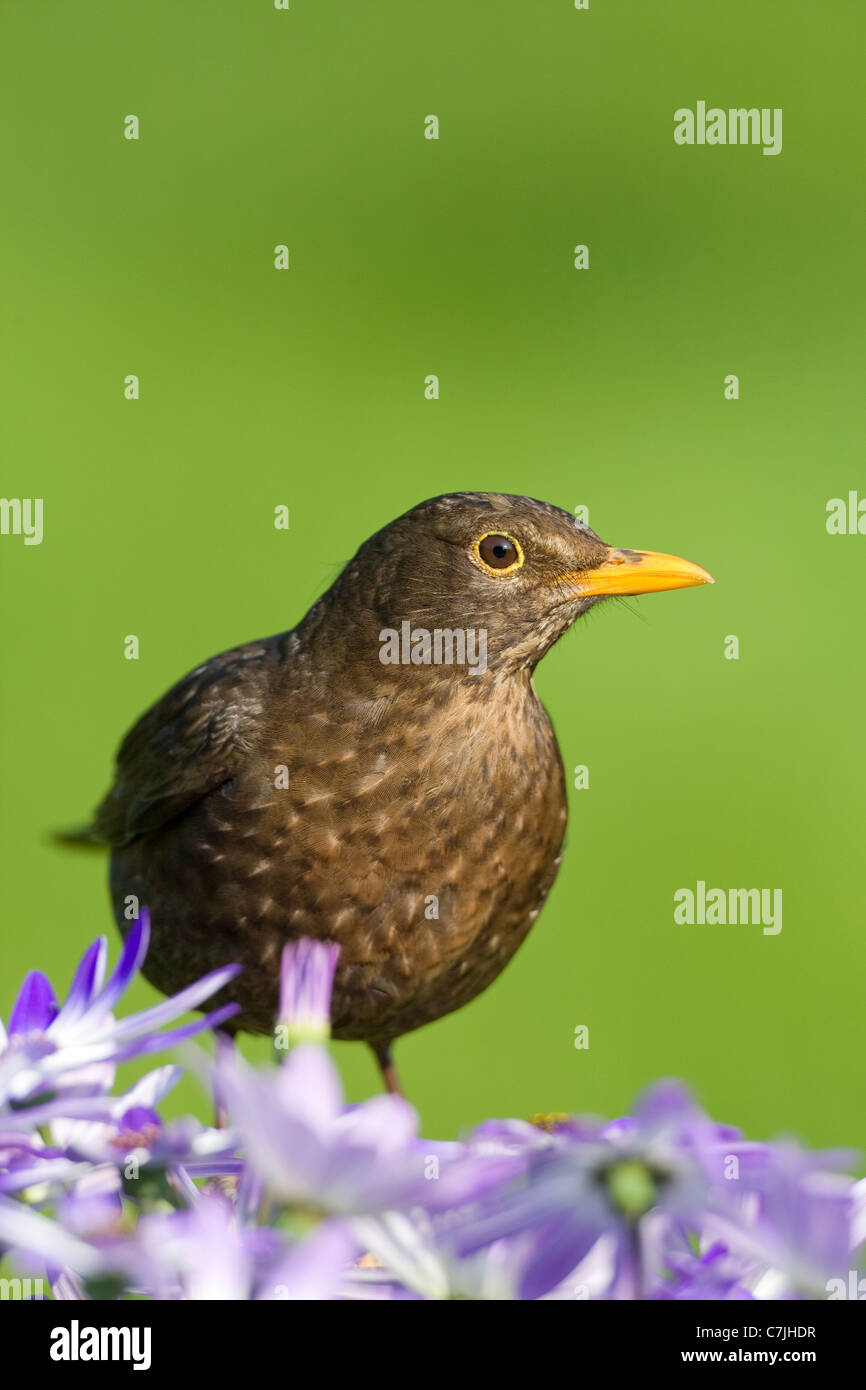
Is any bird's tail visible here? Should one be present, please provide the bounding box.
[52,824,107,850]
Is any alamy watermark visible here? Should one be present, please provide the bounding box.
[826,491,866,534]
[1,1276,45,1299]
[0,497,43,545]
[379,622,487,674]
[674,103,782,157]
[50,1321,152,1370]
[674,880,782,936]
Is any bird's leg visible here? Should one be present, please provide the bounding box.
[371,1040,403,1097]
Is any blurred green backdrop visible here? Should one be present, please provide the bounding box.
[1,1,864,1151]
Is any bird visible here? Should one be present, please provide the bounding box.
[63,493,713,1095]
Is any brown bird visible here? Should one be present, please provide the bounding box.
[66,494,712,1094]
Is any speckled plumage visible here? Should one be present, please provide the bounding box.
[76,493,710,1076]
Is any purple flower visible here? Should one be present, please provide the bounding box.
[2,918,861,1302]
[49,1066,240,1187]
[653,1242,757,1300]
[277,939,340,1045]
[218,937,425,1214]
[264,1220,357,1301]
[701,1141,859,1298]
[0,1194,105,1280]
[851,1177,866,1253]
[124,1193,354,1300]
[215,1040,424,1214]
[1,1185,353,1302]
[0,912,240,1109]
[218,939,521,1218]
[448,1082,780,1299]
[344,1209,545,1301]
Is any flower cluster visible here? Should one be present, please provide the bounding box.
[0,919,863,1300]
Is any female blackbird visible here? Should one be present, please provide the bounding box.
[70,494,713,1092]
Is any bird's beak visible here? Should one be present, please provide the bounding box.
[560,548,715,598]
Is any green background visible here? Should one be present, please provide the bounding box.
[2,1,864,1152]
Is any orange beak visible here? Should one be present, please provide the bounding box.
[560,548,714,598]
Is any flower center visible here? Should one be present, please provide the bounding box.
[599,1159,669,1219]
[111,1123,162,1152]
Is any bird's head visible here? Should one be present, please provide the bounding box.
[324,493,714,678]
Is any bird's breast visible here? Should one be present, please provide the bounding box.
[118,676,568,1040]
[244,677,569,1036]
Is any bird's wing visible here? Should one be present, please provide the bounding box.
[88,637,282,846]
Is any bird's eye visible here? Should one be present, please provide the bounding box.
[474,532,524,575]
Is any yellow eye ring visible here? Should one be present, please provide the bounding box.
[472,532,525,576]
